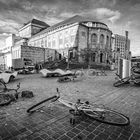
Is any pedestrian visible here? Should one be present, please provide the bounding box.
[35,63,39,73]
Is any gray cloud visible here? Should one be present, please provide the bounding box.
[0,0,139,55]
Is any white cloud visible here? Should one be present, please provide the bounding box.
[59,12,75,18]
[44,17,62,26]
[94,8,121,23]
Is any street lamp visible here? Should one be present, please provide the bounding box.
[3,55,5,70]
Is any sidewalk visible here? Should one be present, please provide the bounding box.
[0,72,140,140]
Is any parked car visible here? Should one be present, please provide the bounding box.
[0,70,18,83]
[18,68,35,74]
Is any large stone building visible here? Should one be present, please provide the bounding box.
[112,31,131,68]
[1,15,115,69]
[28,15,112,64]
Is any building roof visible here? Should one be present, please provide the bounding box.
[20,19,50,30]
[25,19,50,27]
[31,15,107,38]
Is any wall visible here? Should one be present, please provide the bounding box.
[78,25,88,50]
[19,25,31,38]
[21,45,56,63]
[28,23,79,58]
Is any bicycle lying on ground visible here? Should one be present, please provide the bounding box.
[57,68,107,82]
[113,68,140,87]
[0,79,20,106]
[27,88,130,126]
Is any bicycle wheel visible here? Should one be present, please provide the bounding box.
[113,77,130,87]
[0,94,12,106]
[84,108,130,126]
[113,80,124,87]
[27,95,58,113]
[0,80,6,93]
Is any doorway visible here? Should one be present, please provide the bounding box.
[100,53,103,63]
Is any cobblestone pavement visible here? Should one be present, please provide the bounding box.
[0,70,140,140]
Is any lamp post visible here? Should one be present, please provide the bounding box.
[3,55,5,70]
[66,48,70,70]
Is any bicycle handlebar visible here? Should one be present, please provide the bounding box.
[56,88,60,99]
[16,83,20,91]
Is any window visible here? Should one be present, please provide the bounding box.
[45,39,47,48]
[59,38,63,45]
[82,31,86,37]
[52,40,55,48]
[71,35,75,43]
[100,34,104,44]
[91,53,96,62]
[48,42,51,48]
[106,36,109,47]
[64,37,69,44]
[91,33,97,44]
[59,33,63,45]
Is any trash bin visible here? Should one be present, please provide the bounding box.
[118,58,131,79]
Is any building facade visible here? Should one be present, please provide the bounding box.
[114,34,130,58]
[28,15,112,65]
[1,15,115,69]
[0,34,20,69]
[112,32,131,68]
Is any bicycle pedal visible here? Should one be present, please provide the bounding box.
[70,118,75,125]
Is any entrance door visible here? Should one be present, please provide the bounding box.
[100,53,103,63]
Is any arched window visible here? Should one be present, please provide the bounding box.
[100,53,103,63]
[91,33,97,44]
[100,34,104,44]
[106,36,109,47]
[91,53,96,62]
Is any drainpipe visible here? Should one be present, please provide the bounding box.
[87,27,90,67]
[44,48,45,64]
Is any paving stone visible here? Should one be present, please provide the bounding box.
[131,132,140,140]
[33,137,44,140]
[0,127,12,139]
[117,134,129,140]
[81,130,90,136]
[108,133,119,140]
[59,134,71,140]
[121,130,132,137]
[45,130,55,136]
[97,132,109,140]
[66,131,76,138]
[71,128,81,134]
[51,133,61,139]
[92,129,101,136]
[75,124,85,131]
[85,125,96,133]
[19,127,28,133]
[86,133,96,140]
[40,134,49,139]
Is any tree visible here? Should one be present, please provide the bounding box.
[80,48,95,66]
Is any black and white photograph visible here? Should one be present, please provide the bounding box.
[0,0,140,140]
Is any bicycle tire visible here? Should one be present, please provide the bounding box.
[0,81,6,93]
[84,108,130,126]
[113,77,130,87]
[27,95,58,113]
[0,94,12,106]
[113,80,125,87]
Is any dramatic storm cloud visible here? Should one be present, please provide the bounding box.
[0,0,140,56]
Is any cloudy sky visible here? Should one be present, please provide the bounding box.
[0,0,140,56]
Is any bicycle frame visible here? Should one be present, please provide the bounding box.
[27,88,130,126]
[115,72,140,85]
[56,88,105,115]
[0,81,20,96]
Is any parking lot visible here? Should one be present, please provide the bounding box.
[0,70,140,140]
